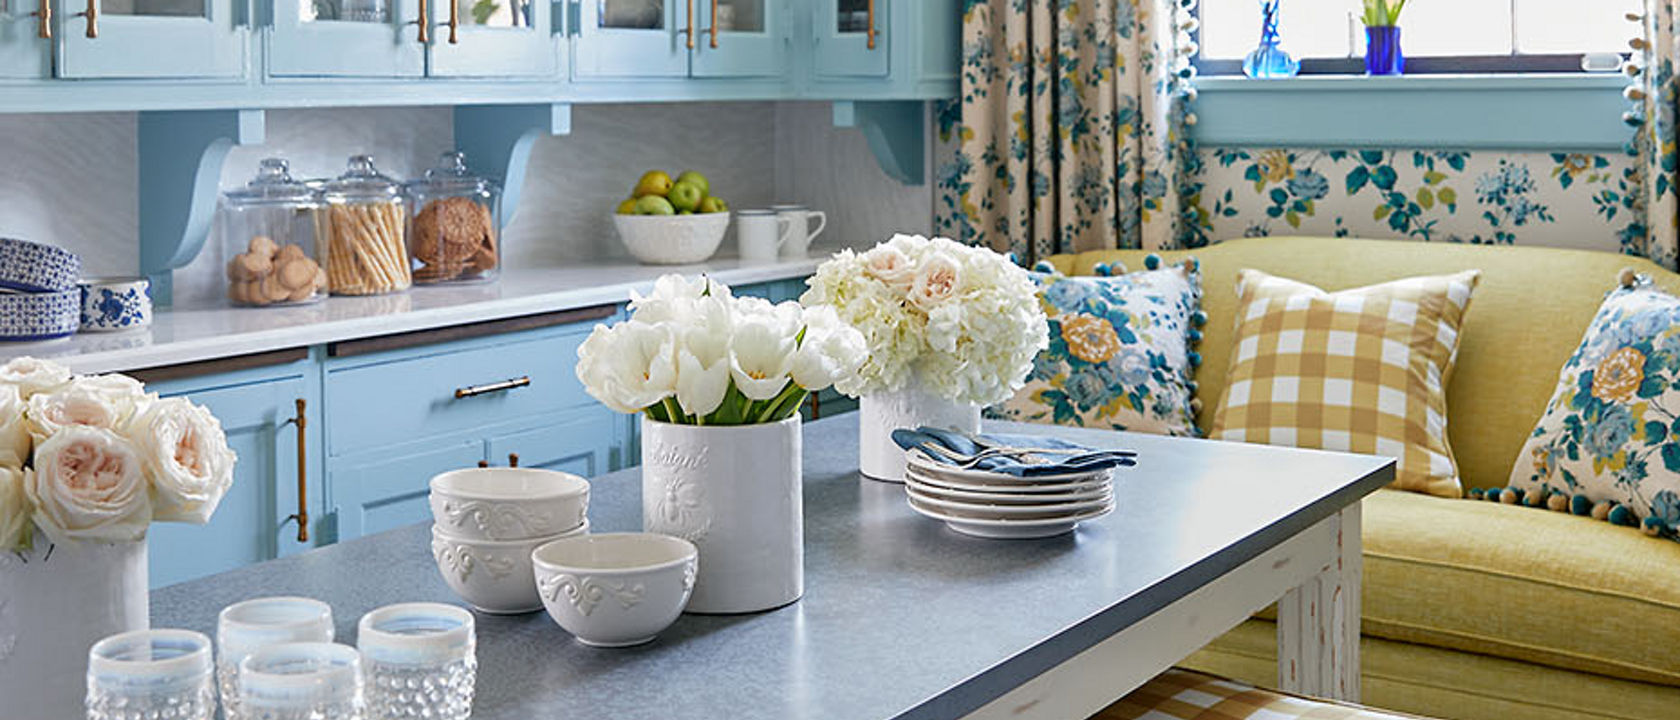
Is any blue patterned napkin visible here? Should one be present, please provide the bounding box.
[890,426,1137,478]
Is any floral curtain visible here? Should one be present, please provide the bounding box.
[1636,0,1680,269]
[939,0,1197,265]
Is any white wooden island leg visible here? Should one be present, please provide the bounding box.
[1275,502,1362,702]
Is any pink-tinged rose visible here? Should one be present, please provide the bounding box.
[0,383,29,467]
[862,245,916,292]
[909,252,963,309]
[0,465,32,551]
[0,356,71,398]
[25,426,152,544]
[127,397,237,524]
[26,386,131,443]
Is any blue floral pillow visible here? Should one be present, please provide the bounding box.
[1509,273,1680,540]
[989,257,1204,437]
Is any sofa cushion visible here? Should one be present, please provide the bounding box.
[1044,237,1680,492]
[1361,488,1680,686]
[1508,275,1680,540]
[991,261,1203,436]
[1210,269,1480,497]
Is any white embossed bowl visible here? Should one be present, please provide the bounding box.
[429,467,590,542]
[431,520,589,615]
[613,212,730,265]
[531,532,697,647]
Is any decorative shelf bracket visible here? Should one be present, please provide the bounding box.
[139,109,265,306]
[832,100,926,186]
[453,103,573,229]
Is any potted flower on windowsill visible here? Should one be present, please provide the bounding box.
[574,275,866,614]
[1363,0,1407,75]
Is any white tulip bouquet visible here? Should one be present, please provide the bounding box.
[0,356,237,552]
[575,275,868,425]
[801,234,1049,406]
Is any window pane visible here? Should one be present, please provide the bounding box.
[1397,0,1511,56]
[1200,0,1358,60]
[1515,0,1641,54]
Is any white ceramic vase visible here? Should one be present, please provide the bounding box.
[0,538,149,718]
[641,415,802,614]
[858,381,982,483]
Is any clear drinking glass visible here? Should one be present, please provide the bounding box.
[357,603,477,720]
[217,597,335,720]
[86,629,216,720]
[238,642,365,720]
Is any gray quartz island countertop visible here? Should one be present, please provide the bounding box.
[153,416,1393,720]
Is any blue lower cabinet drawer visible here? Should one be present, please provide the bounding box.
[325,323,602,457]
[327,439,484,541]
[486,410,622,478]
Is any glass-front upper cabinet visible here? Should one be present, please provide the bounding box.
[268,0,427,77]
[574,0,688,78]
[690,0,782,77]
[814,0,887,77]
[0,0,52,78]
[56,0,245,77]
[428,0,558,77]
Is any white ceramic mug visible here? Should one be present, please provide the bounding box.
[736,210,795,263]
[770,204,827,259]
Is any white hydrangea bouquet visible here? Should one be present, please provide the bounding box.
[575,275,868,424]
[801,234,1049,405]
[0,356,237,552]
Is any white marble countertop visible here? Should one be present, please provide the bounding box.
[0,257,820,374]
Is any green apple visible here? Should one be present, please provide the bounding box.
[633,170,673,198]
[678,209,694,215]
[698,196,729,214]
[634,195,676,215]
[615,198,638,215]
[675,171,710,196]
[667,181,704,212]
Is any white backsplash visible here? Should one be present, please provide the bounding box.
[0,102,934,308]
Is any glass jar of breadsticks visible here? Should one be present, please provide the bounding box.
[405,151,501,284]
[318,155,413,296]
[218,158,329,307]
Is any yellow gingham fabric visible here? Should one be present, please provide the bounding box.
[1094,668,1435,720]
[1209,269,1481,497]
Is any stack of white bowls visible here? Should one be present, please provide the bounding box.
[428,467,591,614]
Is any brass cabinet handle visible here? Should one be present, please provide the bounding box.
[508,452,519,468]
[866,0,876,50]
[454,376,532,399]
[444,0,458,43]
[73,0,96,38]
[706,0,717,47]
[683,0,693,48]
[31,0,50,39]
[281,399,309,544]
[414,0,431,44]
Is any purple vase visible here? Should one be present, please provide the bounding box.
[1365,26,1404,75]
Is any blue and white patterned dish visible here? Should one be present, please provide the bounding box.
[0,237,82,293]
[79,277,152,333]
[0,288,80,341]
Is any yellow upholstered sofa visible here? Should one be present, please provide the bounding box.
[1046,237,1680,720]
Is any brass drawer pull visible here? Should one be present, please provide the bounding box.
[865,0,876,50]
[706,0,717,47]
[281,398,309,543]
[74,0,97,38]
[444,0,458,43]
[454,376,531,399]
[32,0,51,39]
[414,0,432,44]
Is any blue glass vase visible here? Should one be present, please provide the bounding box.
[1242,0,1299,78]
[1365,26,1404,75]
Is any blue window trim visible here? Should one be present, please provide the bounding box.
[1190,73,1632,152]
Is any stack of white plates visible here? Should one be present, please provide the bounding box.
[903,450,1115,539]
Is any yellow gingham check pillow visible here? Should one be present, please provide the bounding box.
[1210,269,1481,497]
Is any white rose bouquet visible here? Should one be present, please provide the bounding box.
[576,275,868,425]
[802,234,1050,406]
[0,356,237,552]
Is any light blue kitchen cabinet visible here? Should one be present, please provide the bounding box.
[0,0,51,78]
[689,0,784,78]
[572,0,782,80]
[326,436,482,540]
[266,0,426,77]
[812,0,886,78]
[423,0,559,77]
[484,407,621,475]
[144,360,320,587]
[57,0,246,78]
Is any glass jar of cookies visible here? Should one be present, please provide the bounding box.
[218,158,329,307]
[405,151,501,285]
[319,155,412,296]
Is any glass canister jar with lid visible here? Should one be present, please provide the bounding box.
[319,154,412,296]
[218,158,329,307]
[405,151,501,284]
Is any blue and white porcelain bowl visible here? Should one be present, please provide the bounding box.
[0,287,80,341]
[79,277,152,333]
[0,237,82,293]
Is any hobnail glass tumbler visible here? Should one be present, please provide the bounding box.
[217,597,335,720]
[357,603,477,720]
[238,642,366,720]
[86,629,217,720]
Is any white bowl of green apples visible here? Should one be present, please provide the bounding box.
[613,170,731,265]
